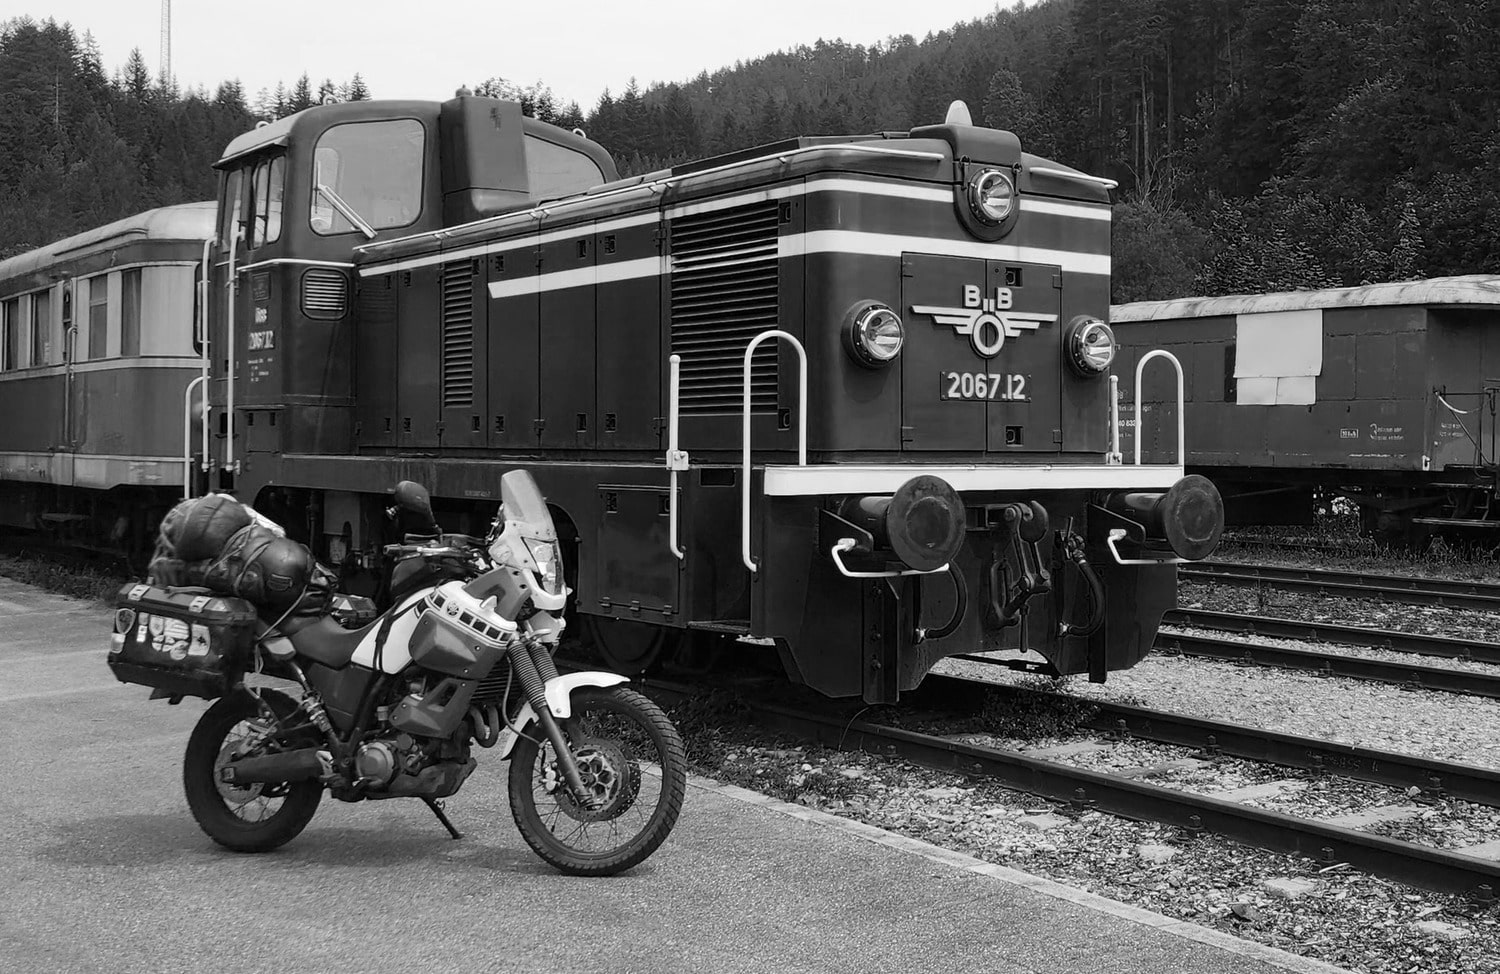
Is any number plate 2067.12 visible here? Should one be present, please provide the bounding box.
[940,371,1029,401]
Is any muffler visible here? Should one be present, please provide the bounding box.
[220,747,325,784]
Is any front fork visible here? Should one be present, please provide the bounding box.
[505,632,601,809]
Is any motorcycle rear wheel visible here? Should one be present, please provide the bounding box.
[183,688,324,853]
[507,686,687,876]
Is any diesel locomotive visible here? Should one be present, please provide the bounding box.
[1112,278,1500,551]
[9,95,1225,702]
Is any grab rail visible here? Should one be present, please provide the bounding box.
[181,374,207,500]
[1133,350,1185,466]
[665,354,689,560]
[742,330,807,573]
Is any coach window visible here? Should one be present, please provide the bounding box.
[526,135,605,201]
[1,298,17,371]
[310,119,424,235]
[87,275,108,359]
[120,269,142,356]
[248,154,286,247]
[31,288,50,366]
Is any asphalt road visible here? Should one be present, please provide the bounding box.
[0,577,1333,974]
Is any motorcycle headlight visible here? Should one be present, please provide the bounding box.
[524,538,562,594]
[1065,317,1116,375]
[967,168,1016,225]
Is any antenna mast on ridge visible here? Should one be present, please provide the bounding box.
[159,0,171,84]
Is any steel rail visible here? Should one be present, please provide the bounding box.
[725,692,1500,898]
[920,673,1500,809]
[1183,561,1500,611]
[1152,632,1500,698]
[1163,608,1500,665]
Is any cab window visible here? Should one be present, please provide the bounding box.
[310,119,424,235]
[526,135,604,201]
[247,154,286,248]
[219,169,244,247]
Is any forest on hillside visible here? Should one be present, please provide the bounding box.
[3,1,1498,303]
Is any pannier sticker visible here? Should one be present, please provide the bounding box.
[128,584,149,601]
[189,596,210,613]
[189,625,210,657]
[149,615,165,637]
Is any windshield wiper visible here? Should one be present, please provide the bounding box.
[315,183,377,240]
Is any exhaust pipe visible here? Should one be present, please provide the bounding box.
[221,747,326,784]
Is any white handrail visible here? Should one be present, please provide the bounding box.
[224,230,239,477]
[182,374,207,499]
[1133,349,1185,466]
[742,330,807,573]
[829,538,949,579]
[197,240,212,475]
[665,354,689,560]
[1107,373,1122,465]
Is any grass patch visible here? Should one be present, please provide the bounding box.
[0,553,125,605]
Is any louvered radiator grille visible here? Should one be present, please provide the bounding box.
[301,268,348,319]
[669,201,781,415]
[441,261,474,408]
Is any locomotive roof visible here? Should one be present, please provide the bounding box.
[0,202,216,287]
[1111,275,1500,322]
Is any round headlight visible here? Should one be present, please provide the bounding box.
[846,304,904,368]
[1065,317,1116,375]
[967,169,1016,224]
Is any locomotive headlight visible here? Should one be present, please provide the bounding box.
[967,168,1016,224]
[844,303,904,368]
[1064,316,1116,375]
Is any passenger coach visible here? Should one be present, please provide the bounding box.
[178,95,1224,703]
[0,203,214,554]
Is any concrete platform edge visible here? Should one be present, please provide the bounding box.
[690,774,1352,974]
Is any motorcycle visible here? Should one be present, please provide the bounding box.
[114,470,687,876]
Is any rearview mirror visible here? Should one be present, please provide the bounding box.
[391,481,438,533]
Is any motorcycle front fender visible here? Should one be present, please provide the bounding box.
[543,671,628,719]
[494,671,630,760]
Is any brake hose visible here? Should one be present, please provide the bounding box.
[1058,533,1104,638]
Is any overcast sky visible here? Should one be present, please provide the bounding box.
[17,1,1007,110]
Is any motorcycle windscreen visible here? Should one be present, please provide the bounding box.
[499,469,557,542]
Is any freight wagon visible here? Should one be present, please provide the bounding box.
[1112,277,1500,550]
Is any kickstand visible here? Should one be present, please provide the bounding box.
[423,797,463,840]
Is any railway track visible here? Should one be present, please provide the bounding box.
[1164,607,1500,665]
[1184,560,1500,611]
[1148,631,1500,698]
[638,672,1500,899]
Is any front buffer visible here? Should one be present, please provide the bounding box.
[753,466,1223,703]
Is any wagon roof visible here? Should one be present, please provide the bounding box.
[1110,275,1500,322]
[0,202,216,288]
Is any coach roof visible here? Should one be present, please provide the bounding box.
[1111,275,1500,322]
[0,202,216,291]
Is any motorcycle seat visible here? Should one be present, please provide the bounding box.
[284,614,375,669]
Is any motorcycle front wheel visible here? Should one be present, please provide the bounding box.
[183,688,323,853]
[507,686,687,876]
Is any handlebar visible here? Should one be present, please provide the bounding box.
[382,534,486,560]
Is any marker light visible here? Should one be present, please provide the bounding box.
[1065,317,1116,375]
[846,304,905,368]
[967,169,1016,224]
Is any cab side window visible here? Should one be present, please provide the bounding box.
[526,135,605,201]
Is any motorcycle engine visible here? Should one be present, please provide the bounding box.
[354,734,425,787]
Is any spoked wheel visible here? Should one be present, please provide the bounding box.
[507,686,687,876]
[583,616,675,675]
[183,688,323,853]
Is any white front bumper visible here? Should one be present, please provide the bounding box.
[760,463,1186,496]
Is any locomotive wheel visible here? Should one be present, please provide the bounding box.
[583,616,675,675]
[183,689,323,853]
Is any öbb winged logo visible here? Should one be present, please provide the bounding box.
[912,285,1057,358]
